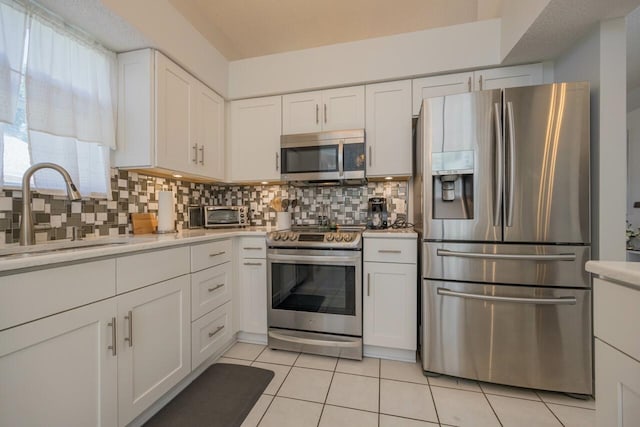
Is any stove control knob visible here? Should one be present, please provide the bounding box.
[281,233,289,241]
[326,233,335,242]
[272,233,281,241]
[335,234,344,242]
[343,233,353,242]
[288,232,297,241]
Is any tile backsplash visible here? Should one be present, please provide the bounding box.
[1,169,409,244]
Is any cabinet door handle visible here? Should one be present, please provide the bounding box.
[124,311,133,347]
[199,145,204,165]
[324,104,327,123]
[276,152,279,171]
[243,247,263,250]
[208,325,225,338]
[244,262,262,266]
[467,76,472,92]
[208,283,224,293]
[108,317,117,356]
[192,143,198,164]
[378,249,401,254]
[368,146,372,167]
[478,75,483,91]
[316,104,319,124]
[209,251,226,257]
[367,273,371,297]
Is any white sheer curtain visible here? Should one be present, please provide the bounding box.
[0,0,26,124]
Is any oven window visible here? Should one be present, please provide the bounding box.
[271,263,355,315]
[281,145,338,174]
[206,209,238,224]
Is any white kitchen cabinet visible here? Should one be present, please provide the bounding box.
[228,96,282,182]
[0,299,118,427]
[282,86,364,134]
[235,237,268,340]
[411,64,544,115]
[474,63,543,91]
[191,300,232,369]
[412,72,473,115]
[117,275,191,427]
[363,235,417,359]
[365,80,412,177]
[115,49,224,180]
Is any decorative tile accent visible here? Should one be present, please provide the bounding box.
[1,169,409,243]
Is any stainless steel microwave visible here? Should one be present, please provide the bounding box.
[204,206,249,228]
[280,129,366,185]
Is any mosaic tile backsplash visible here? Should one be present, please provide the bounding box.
[0,169,410,244]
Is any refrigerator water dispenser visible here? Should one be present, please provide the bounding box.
[431,150,474,219]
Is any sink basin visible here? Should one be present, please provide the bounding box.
[0,238,136,259]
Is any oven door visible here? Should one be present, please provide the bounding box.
[267,248,362,337]
[204,207,240,227]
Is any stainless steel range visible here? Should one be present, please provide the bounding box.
[266,227,363,360]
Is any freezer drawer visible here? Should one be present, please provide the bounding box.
[421,280,592,394]
[423,242,590,288]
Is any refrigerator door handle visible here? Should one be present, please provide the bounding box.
[436,248,576,261]
[506,101,516,227]
[437,288,577,305]
[493,102,503,226]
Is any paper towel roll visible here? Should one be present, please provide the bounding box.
[157,190,175,233]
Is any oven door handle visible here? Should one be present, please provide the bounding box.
[268,253,361,264]
[268,330,361,348]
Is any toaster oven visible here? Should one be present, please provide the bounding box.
[204,205,249,228]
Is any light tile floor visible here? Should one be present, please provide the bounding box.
[220,343,595,427]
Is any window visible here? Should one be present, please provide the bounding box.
[0,0,115,197]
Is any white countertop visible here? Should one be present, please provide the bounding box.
[362,228,417,239]
[586,260,640,289]
[0,227,269,274]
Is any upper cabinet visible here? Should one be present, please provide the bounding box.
[114,49,225,180]
[411,63,544,115]
[365,80,412,177]
[282,86,365,134]
[228,96,282,182]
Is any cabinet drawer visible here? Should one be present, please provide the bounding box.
[117,247,189,293]
[191,262,232,321]
[0,259,116,331]
[191,301,232,369]
[238,237,266,259]
[191,239,232,272]
[364,238,417,264]
[594,278,640,361]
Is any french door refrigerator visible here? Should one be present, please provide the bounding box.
[415,82,592,395]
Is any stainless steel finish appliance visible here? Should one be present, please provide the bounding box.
[188,205,204,229]
[367,197,388,229]
[204,205,249,228]
[266,227,363,360]
[415,82,592,394]
[280,129,366,185]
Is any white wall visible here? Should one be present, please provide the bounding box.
[102,0,229,97]
[629,86,640,111]
[554,18,627,261]
[628,107,640,230]
[500,0,552,59]
[228,19,501,99]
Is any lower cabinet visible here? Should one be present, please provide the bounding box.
[192,301,232,368]
[363,261,417,350]
[237,255,268,337]
[0,299,118,427]
[117,275,191,427]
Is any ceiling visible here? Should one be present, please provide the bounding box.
[167,0,502,60]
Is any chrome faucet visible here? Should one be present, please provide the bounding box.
[20,163,82,246]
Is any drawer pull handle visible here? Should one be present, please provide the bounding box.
[108,317,117,356]
[243,247,262,250]
[124,311,133,347]
[378,250,401,254]
[367,273,371,296]
[208,283,224,292]
[243,262,263,266]
[209,251,226,257]
[208,325,225,338]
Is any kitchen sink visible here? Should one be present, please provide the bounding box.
[0,238,139,259]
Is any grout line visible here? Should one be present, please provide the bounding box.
[315,358,337,427]
[478,384,504,427]
[426,380,441,425]
[254,350,300,427]
[538,395,567,427]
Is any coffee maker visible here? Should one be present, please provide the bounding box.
[367,197,388,229]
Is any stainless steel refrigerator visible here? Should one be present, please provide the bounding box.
[414,82,592,395]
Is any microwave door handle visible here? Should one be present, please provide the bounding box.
[338,140,344,177]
